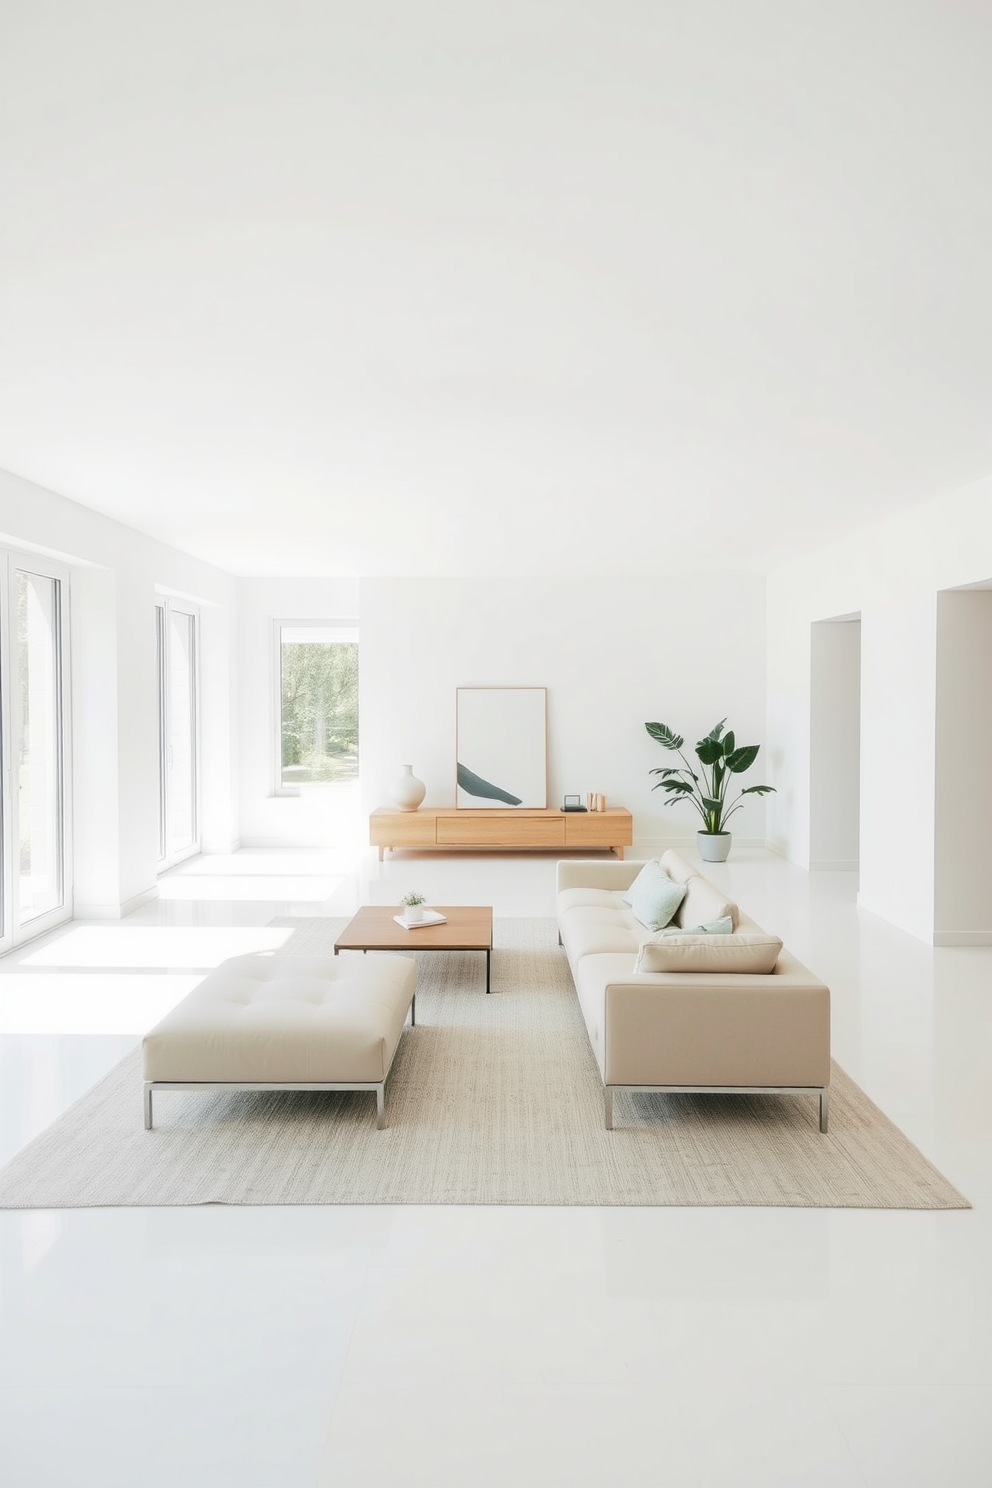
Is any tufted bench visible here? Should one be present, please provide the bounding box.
[142,952,416,1130]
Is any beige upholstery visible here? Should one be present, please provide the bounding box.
[635,931,783,974]
[556,857,831,1130]
[142,952,416,1129]
[673,872,738,930]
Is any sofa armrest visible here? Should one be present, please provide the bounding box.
[556,859,644,893]
[586,950,830,1088]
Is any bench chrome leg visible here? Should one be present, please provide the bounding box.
[410,993,416,1028]
[143,1083,153,1130]
[819,1089,829,1133]
[605,1087,613,1130]
[376,1085,386,1130]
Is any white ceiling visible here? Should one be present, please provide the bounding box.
[2,1,991,578]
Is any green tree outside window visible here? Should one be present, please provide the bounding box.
[281,639,358,785]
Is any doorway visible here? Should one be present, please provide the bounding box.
[809,614,861,870]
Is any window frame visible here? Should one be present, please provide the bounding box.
[272,618,360,797]
[155,594,201,870]
[0,548,73,953]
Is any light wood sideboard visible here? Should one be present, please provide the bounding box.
[370,806,633,860]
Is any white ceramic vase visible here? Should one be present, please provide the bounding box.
[697,831,732,863]
[404,903,424,924]
[390,764,426,811]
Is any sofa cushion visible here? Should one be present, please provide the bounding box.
[634,932,783,975]
[561,908,641,964]
[620,860,686,930]
[557,886,628,913]
[674,872,738,930]
[659,849,698,885]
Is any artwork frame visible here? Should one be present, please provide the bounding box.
[455,687,548,809]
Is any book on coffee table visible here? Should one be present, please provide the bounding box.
[393,910,448,929]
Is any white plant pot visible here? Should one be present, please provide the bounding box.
[697,831,732,863]
[390,764,426,812]
[403,904,424,923]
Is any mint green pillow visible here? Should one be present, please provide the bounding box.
[621,861,686,931]
[656,915,734,938]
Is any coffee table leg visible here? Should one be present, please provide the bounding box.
[485,947,491,994]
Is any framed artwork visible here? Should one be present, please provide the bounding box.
[456,687,547,809]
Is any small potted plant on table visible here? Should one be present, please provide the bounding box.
[400,891,427,924]
[644,718,775,861]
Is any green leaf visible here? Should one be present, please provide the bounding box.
[645,721,683,750]
[726,745,759,773]
[657,780,693,795]
[738,784,776,796]
[723,730,735,756]
[695,736,724,766]
[648,767,686,777]
[701,797,722,812]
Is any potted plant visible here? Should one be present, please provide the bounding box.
[644,718,775,861]
[400,890,427,923]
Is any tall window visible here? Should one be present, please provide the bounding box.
[276,623,359,791]
[1,553,72,951]
[156,598,199,867]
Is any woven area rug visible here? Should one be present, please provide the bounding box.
[0,917,969,1210]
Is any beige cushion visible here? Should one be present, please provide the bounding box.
[635,932,783,975]
[559,905,641,964]
[658,850,698,885]
[674,872,738,929]
[143,952,416,1084]
[557,886,628,912]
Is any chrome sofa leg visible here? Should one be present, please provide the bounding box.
[143,1083,153,1131]
[605,1087,613,1130]
[819,1089,829,1133]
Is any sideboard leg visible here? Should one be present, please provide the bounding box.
[605,1087,614,1130]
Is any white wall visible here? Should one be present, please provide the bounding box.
[360,575,769,852]
[809,617,861,870]
[767,471,992,943]
[237,577,360,847]
[1,468,237,917]
[934,588,992,944]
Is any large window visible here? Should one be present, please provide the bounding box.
[276,623,359,791]
[156,597,200,867]
[1,553,72,951]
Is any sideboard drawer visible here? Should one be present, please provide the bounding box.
[436,814,566,847]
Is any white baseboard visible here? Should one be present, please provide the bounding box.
[633,835,766,855]
[809,859,859,871]
[74,886,159,921]
[933,931,992,946]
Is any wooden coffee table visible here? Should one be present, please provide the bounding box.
[333,905,494,993]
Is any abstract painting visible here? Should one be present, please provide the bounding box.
[455,687,547,809]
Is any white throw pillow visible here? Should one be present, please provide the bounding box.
[634,932,783,975]
[620,860,686,931]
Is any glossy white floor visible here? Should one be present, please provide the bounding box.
[0,846,989,1488]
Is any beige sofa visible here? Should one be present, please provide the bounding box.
[556,851,830,1131]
